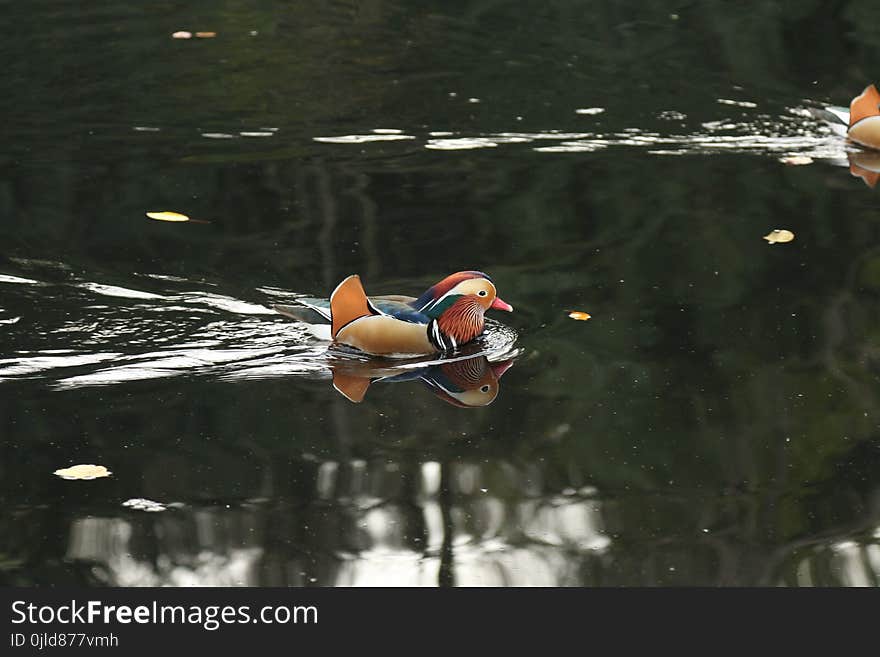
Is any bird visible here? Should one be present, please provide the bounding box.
[273,271,514,357]
[846,84,880,150]
[812,84,880,187]
[816,84,880,148]
[328,354,515,405]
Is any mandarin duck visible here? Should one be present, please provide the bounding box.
[846,84,880,150]
[819,84,880,149]
[274,271,513,357]
[329,354,515,405]
[813,84,880,187]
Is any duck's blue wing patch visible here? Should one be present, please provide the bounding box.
[376,368,431,383]
[419,368,465,393]
[370,298,430,324]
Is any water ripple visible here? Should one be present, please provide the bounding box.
[314,134,416,144]
[0,271,520,389]
[78,282,165,300]
[0,274,40,285]
[311,104,850,161]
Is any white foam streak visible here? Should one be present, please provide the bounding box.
[177,292,276,315]
[425,138,499,150]
[717,98,758,108]
[78,283,165,300]
[0,274,39,285]
[0,353,124,378]
[312,105,842,160]
[314,134,416,144]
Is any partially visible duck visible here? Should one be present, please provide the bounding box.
[812,84,880,187]
[274,271,513,357]
[817,84,880,150]
[847,84,880,150]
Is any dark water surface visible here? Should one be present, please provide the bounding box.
[3,1,880,586]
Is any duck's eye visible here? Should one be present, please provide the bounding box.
[480,384,491,393]
[478,290,488,297]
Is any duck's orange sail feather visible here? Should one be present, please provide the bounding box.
[330,275,376,338]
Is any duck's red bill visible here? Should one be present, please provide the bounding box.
[491,297,513,312]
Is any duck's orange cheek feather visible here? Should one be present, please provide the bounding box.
[437,299,485,344]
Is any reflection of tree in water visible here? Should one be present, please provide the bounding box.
[3,447,877,586]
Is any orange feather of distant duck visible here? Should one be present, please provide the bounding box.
[848,84,880,150]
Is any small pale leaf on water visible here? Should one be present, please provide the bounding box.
[195,32,217,38]
[172,31,192,39]
[763,229,795,245]
[146,211,190,222]
[568,311,592,321]
[54,464,111,480]
[779,155,813,166]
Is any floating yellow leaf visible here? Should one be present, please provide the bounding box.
[763,229,795,244]
[147,211,190,222]
[568,311,592,321]
[171,31,192,39]
[53,464,112,481]
[779,156,813,166]
[195,32,217,38]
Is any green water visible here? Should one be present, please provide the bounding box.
[2,1,880,586]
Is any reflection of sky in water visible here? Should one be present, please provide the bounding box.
[60,457,880,586]
[64,460,612,586]
[780,539,880,587]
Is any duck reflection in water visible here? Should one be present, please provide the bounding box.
[848,150,880,188]
[328,354,515,406]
